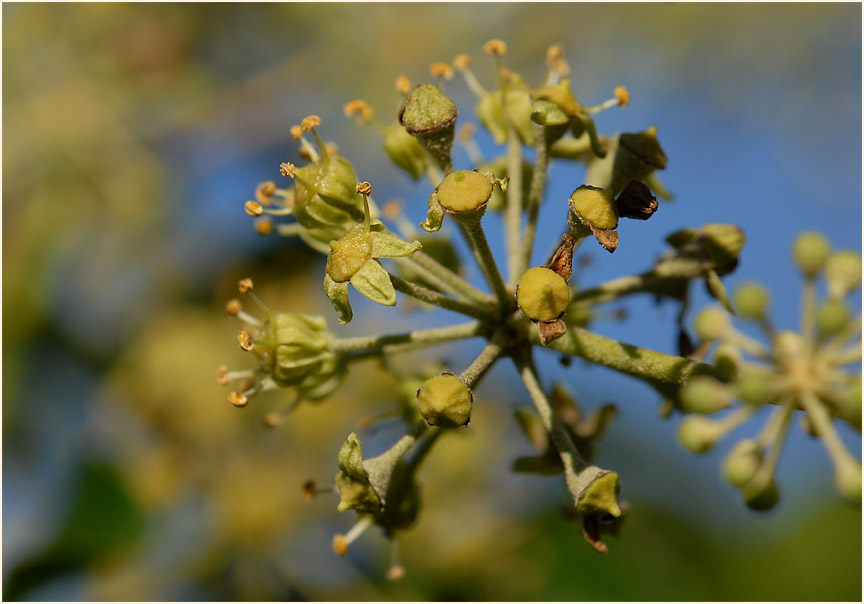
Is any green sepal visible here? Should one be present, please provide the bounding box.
[705,268,735,314]
[323,274,353,324]
[371,231,422,258]
[514,409,550,451]
[337,433,369,481]
[420,191,445,232]
[573,114,607,159]
[350,259,396,306]
[383,121,426,180]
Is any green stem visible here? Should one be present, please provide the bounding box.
[518,134,551,278]
[460,341,504,389]
[799,390,859,470]
[533,325,721,396]
[505,119,524,286]
[425,159,443,185]
[389,273,496,321]
[333,321,485,356]
[398,251,493,306]
[802,275,817,345]
[456,217,512,312]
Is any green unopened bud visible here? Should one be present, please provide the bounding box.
[382,122,426,180]
[693,306,730,341]
[835,459,862,502]
[436,170,494,213]
[569,185,619,230]
[698,224,746,268]
[326,230,372,283]
[837,377,862,428]
[734,282,770,320]
[735,369,777,406]
[530,99,570,127]
[679,376,731,414]
[743,478,780,511]
[713,342,741,381]
[416,373,473,428]
[816,300,851,337]
[792,231,831,277]
[399,83,458,171]
[723,439,763,487]
[254,313,333,386]
[824,251,862,299]
[577,472,622,518]
[516,267,571,322]
[678,416,725,453]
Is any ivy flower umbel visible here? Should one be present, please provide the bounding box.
[323,182,422,324]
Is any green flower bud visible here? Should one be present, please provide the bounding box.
[693,306,730,341]
[679,376,731,414]
[399,83,458,171]
[734,281,770,320]
[326,230,373,283]
[735,369,777,406]
[816,300,851,337]
[835,459,862,502]
[678,416,724,453]
[436,170,494,213]
[294,156,368,243]
[569,185,619,230]
[723,439,763,487]
[824,251,862,299]
[416,373,473,428]
[382,121,426,180]
[577,472,622,518]
[792,231,831,277]
[837,377,861,428]
[712,342,742,381]
[698,224,746,269]
[253,313,334,387]
[743,478,780,511]
[516,267,571,322]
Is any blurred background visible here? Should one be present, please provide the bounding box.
[3,3,861,601]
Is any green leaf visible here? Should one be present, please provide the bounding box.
[350,260,396,306]
[323,274,353,324]
[371,231,422,258]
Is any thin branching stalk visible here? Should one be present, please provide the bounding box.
[389,273,497,321]
[333,321,485,356]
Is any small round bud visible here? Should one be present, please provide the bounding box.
[735,370,776,406]
[723,439,762,487]
[835,459,862,502]
[225,299,242,316]
[712,343,741,381]
[792,231,830,277]
[430,61,454,80]
[254,217,274,236]
[244,200,263,217]
[236,330,253,352]
[237,278,254,293]
[824,251,862,299]
[837,377,861,427]
[816,300,851,337]
[679,376,731,414]
[483,39,507,56]
[355,181,372,196]
[678,416,724,453]
[228,391,249,407]
[394,75,411,95]
[516,267,571,322]
[614,85,629,107]
[289,125,303,141]
[399,83,458,136]
[692,306,730,341]
[569,185,619,230]
[436,170,493,213]
[416,373,473,428]
[301,115,321,132]
[743,478,780,511]
[734,281,770,319]
[453,53,471,71]
[332,534,348,557]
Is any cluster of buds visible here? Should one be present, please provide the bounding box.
[676,232,861,508]
[224,39,860,581]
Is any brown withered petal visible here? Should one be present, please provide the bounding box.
[616,180,658,220]
[547,233,576,281]
[582,514,609,554]
[590,226,619,253]
[538,319,567,346]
